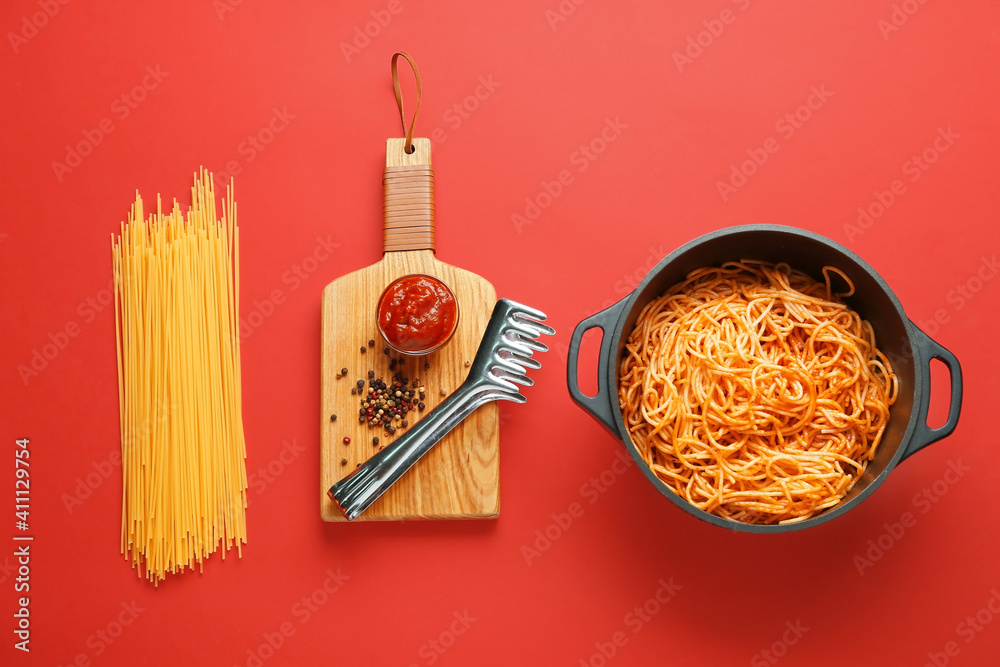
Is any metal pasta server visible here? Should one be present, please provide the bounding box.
[329,299,555,520]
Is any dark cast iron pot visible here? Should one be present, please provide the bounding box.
[567,225,963,533]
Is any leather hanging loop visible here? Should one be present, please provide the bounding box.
[391,51,421,154]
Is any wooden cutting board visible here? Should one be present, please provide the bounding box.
[320,138,499,521]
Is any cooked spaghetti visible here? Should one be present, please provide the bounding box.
[618,260,897,524]
[113,169,247,582]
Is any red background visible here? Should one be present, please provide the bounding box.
[3,1,999,665]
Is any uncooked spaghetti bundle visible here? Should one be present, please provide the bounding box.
[618,260,898,525]
[113,169,247,583]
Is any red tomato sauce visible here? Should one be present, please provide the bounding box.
[378,275,458,353]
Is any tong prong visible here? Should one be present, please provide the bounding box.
[505,317,553,340]
[507,301,548,320]
[504,334,549,355]
[492,368,534,387]
[500,349,541,370]
[328,298,553,520]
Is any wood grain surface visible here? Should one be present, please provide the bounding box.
[319,139,499,521]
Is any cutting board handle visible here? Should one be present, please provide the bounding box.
[383,137,434,253]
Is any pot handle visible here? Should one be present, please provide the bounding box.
[901,322,963,460]
[566,298,628,434]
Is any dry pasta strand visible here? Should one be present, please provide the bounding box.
[113,169,247,583]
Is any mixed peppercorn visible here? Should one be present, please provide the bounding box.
[357,373,426,433]
[334,339,431,466]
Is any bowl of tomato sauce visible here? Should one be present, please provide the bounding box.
[377,274,459,355]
